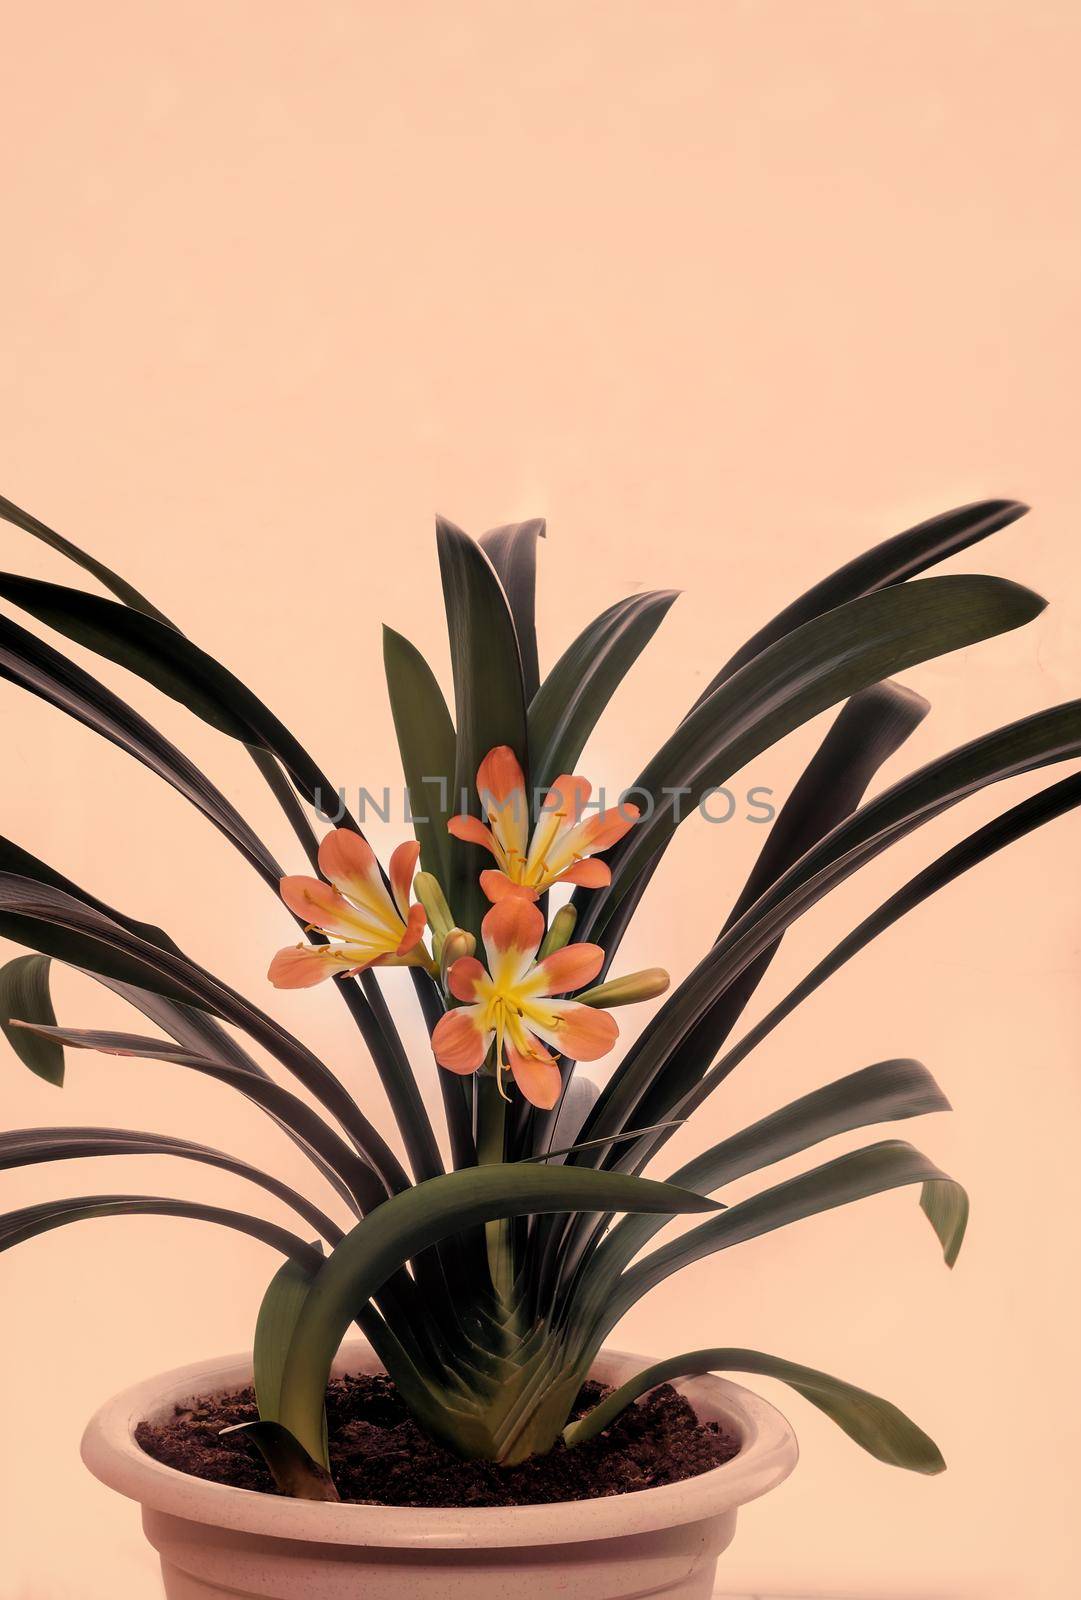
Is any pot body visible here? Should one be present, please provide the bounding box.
[82,1340,798,1600]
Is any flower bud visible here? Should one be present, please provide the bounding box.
[538,903,578,959]
[575,968,671,1008]
[413,871,455,953]
[440,927,477,987]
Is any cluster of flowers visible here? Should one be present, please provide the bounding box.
[268,747,669,1110]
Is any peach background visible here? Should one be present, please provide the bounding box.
[1,3,1079,1596]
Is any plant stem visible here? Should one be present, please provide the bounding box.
[476,1069,516,1308]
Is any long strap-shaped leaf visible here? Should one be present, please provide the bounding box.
[576,574,1045,945]
[478,519,546,703]
[0,488,326,875]
[10,1022,384,1214]
[691,498,1029,705]
[0,568,357,817]
[564,1060,949,1312]
[1,940,362,1216]
[0,613,282,886]
[573,502,1026,964]
[0,1193,321,1267]
[574,1141,965,1355]
[0,1127,342,1244]
[563,1347,945,1473]
[533,680,932,1272]
[690,770,1081,1113]
[528,589,679,799]
[574,700,1081,1160]
[382,626,457,885]
[276,1163,720,1464]
[437,517,529,938]
[88,970,363,1219]
[0,492,171,621]
[0,874,408,1195]
[0,547,441,1183]
[0,954,61,1083]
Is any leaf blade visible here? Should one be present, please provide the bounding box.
[0,955,62,1084]
[437,518,528,934]
[478,519,546,702]
[382,626,457,887]
[528,590,679,795]
[581,574,1046,939]
[564,1346,945,1473]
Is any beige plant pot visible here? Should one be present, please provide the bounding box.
[81,1338,799,1600]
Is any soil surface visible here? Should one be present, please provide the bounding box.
[136,1372,740,1507]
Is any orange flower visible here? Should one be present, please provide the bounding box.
[431,897,618,1109]
[448,745,639,904]
[269,830,429,988]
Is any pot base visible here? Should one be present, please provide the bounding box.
[149,1506,735,1598]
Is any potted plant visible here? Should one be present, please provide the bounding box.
[1,492,1078,1599]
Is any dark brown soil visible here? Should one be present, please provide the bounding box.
[136,1372,740,1507]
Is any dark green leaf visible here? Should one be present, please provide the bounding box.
[0,577,353,826]
[0,1193,321,1266]
[382,626,457,888]
[0,492,172,623]
[581,1060,950,1308]
[698,771,1081,1146]
[577,700,1081,1154]
[254,1249,326,1421]
[0,1126,341,1244]
[0,955,61,1084]
[694,498,1029,703]
[89,972,363,1220]
[529,590,679,798]
[650,681,930,1079]
[0,613,281,885]
[11,1021,385,1215]
[437,517,528,935]
[479,519,546,702]
[564,1346,945,1473]
[579,574,1046,941]
[0,876,406,1197]
[579,1141,965,1349]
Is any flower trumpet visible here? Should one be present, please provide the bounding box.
[269,829,431,987]
[448,745,639,903]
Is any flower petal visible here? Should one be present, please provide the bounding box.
[481,896,545,985]
[279,876,383,942]
[432,1007,491,1074]
[539,774,592,823]
[552,859,611,890]
[479,869,539,904]
[395,901,428,957]
[445,954,488,1003]
[532,1000,619,1061]
[526,774,592,880]
[546,803,641,879]
[532,942,605,996]
[388,839,421,921]
[447,814,499,856]
[573,802,640,854]
[268,944,363,989]
[507,1041,562,1109]
[476,745,529,869]
[318,829,396,925]
[477,744,528,807]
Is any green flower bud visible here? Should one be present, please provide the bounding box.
[575,968,671,1008]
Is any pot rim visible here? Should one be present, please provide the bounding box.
[81,1338,799,1549]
